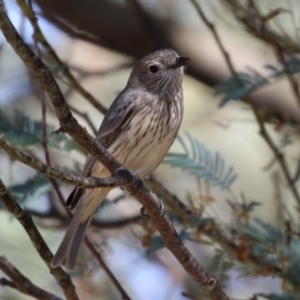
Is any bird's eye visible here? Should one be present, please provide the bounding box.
[149,65,159,73]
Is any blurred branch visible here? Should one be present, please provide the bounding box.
[26,208,142,229]
[223,0,300,53]
[0,134,133,188]
[0,179,79,300]
[0,256,63,300]
[193,0,300,208]
[249,102,300,207]
[69,62,133,79]
[145,174,194,218]
[0,4,229,299]
[84,238,131,300]
[147,174,285,278]
[238,0,300,107]
[16,0,107,114]
[190,0,235,75]
[68,103,98,135]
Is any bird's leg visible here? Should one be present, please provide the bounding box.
[129,172,143,194]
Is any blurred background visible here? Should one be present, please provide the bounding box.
[1,0,300,299]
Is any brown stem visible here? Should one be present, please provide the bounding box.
[16,0,107,114]
[190,0,235,75]
[26,207,142,229]
[84,238,132,300]
[0,256,63,300]
[68,103,98,135]
[0,179,79,300]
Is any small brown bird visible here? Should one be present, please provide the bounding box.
[51,49,190,269]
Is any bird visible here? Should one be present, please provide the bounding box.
[51,48,190,269]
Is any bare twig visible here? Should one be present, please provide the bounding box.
[222,0,300,53]
[16,0,107,114]
[26,208,142,229]
[0,256,62,300]
[293,158,300,183]
[68,103,98,135]
[0,4,229,298]
[84,238,131,300]
[69,62,133,79]
[0,179,78,300]
[0,135,133,188]
[190,0,235,75]
[249,102,300,207]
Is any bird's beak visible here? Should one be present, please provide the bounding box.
[170,57,191,69]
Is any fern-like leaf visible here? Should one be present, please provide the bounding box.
[210,249,235,284]
[164,133,237,189]
[0,109,85,154]
[215,58,300,107]
[5,173,52,208]
[257,292,298,300]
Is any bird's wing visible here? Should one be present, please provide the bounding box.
[66,90,137,209]
[96,90,137,148]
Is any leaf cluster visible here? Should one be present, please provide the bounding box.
[164,133,237,189]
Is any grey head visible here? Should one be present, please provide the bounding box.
[127,48,190,96]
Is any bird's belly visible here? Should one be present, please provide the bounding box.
[109,118,179,179]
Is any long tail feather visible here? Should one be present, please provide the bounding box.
[51,206,92,270]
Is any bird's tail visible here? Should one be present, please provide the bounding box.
[51,201,93,270]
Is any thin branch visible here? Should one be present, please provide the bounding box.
[0,4,229,299]
[147,173,285,278]
[0,135,133,299]
[249,101,300,207]
[0,180,79,300]
[293,157,300,183]
[0,256,62,300]
[145,174,195,218]
[26,208,142,229]
[69,62,133,79]
[16,0,107,114]
[84,238,131,300]
[222,0,300,53]
[190,0,235,75]
[68,103,98,135]
[0,134,132,188]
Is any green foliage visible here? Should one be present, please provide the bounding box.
[3,173,52,208]
[240,218,300,288]
[257,292,299,300]
[0,109,85,153]
[164,133,237,189]
[209,249,235,284]
[215,58,300,107]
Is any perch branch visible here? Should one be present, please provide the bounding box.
[0,179,79,300]
[0,256,63,300]
[16,0,107,114]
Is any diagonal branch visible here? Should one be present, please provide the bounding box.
[0,136,132,299]
[0,180,79,300]
[0,256,63,300]
[16,0,107,114]
[0,3,229,299]
[0,134,132,188]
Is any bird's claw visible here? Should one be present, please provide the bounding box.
[140,202,165,217]
[130,172,143,195]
